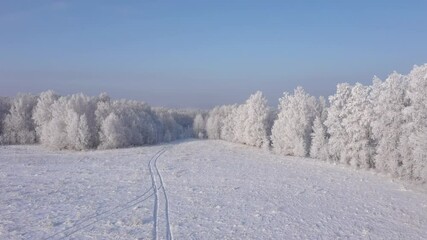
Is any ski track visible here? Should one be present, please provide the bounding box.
[44,146,171,240]
[1,140,426,239]
[44,186,155,240]
[43,149,167,240]
[148,146,173,240]
[154,146,173,240]
[56,191,155,240]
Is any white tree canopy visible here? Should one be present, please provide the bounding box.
[1,93,38,144]
[271,87,317,157]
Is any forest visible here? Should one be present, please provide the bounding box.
[1,64,426,183]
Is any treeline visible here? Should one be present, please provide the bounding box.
[0,91,196,150]
[201,64,427,183]
[0,64,426,182]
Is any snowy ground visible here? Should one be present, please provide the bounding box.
[0,140,426,239]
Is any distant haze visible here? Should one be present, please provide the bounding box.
[1,0,426,108]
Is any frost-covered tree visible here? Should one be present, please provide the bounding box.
[97,100,158,149]
[232,104,246,143]
[310,96,329,160]
[65,112,91,150]
[0,97,11,137]
[324,83,375,168]
[400,64,427,181]
[169,109,195,138]
[310,116,328,160]
[32,90,60,142]
[411,126,427,182]
[99,112,129,149]
[271,87,317,157]
[221,105,239,142]
[371,73,408,176]
[193,113,206,139]
[204,105,237,142]
[240,91,270,148]
[266,108,277,138]
[205,92,270,148]
[97,96,197,148]
[25,92,196,150]
[324,83,352,163]
[317,96,328,122]
[341,83,375,169]
[1,93,38,144]
[206,106,225,140]
[39,93,99,150]
[155,108,183,143]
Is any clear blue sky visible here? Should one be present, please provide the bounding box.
[1,0,426,108]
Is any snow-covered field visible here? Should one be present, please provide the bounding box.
[1,140,426,239]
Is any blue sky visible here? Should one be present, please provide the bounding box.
[1,0,426,108]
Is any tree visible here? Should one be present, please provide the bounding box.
[97,99,163,149]
[371,73,408,176]
[271,87,317,157]
[0,97,11,137]
[155,108,182,143]
[400,64,427,181]
[310,96,329,160]
[206,106,224,140]
[99,112,128,149]
[65,112,91,150]
[1,93,38,144]
[33,90,59,142]
[193,114,206,139]
[341,83,375,169]
[204,92,270,148]
[37,93,99,150]
[240,91,270,148]
[310,116,328,160]
[324,83,352,163]
[169,109,195,139]
[221,105,238,142]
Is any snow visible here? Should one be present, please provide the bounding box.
[1,140,426,239]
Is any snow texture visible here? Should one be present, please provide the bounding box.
[1,140,426,239]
